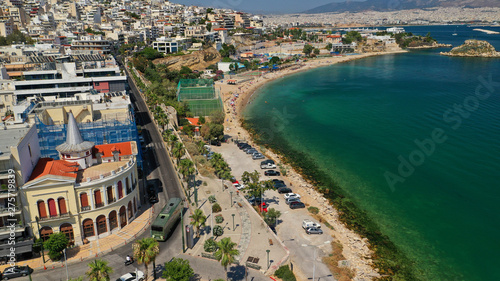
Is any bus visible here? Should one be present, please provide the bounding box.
[151,197,183,241]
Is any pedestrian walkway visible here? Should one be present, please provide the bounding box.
[184,175,288,276]
[0,207,153,272]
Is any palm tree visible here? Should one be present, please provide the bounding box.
[86,259,113,281]
[179,159,195,182]
[215,237,239,281]
[172,142,185,164]
[189,208,207,237]
[168,134,178,150]
[132,238,160,281]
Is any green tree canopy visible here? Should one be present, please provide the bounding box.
[215,237,239,280]
[44,232,68,261]
[162,258,194,281]
[303,44,314,56]
[86,259,113,281]
[343,31,362,44]
[133,238,160,281]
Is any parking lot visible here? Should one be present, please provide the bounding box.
[212,141,335,281]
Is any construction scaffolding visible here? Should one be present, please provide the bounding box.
[177,79,223,117]
[35,107,143,168]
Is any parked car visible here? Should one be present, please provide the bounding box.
[233,183,245,190]
[302,219,321,229]
[1,266,33,279]
[260,160,276,169]
[285,197,301,205]
[210,140,221,146]
[237,143,249,149]
[284,193,301,200]
[243,146,254,152]
[116,271,145,281]
[274,182,287,189]
[246,196,263,206]
[305,227,323,235]
[264,170,280,176]
[259,202,268,212]
[246,149,258,155]
[278,187,292,194]
[252,153,265,160]
[289,201,306,209]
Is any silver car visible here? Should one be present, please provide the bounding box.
[305,227,323,235]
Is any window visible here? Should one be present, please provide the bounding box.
[83,219,95,237]
[37,200,47,218]
[58,198,67,215]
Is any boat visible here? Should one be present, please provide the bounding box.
[452,33,457,36]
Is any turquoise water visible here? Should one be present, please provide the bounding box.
[244,25,500,280]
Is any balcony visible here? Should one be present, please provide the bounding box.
[107,197,116,204]
[0,205,21,215]
[95,202,105,208]
[38,212,71,221]
[81,206,91,211]
[0,224,24,235]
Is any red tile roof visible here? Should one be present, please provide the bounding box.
[93,141,133,158]
[186,118,200,126]
[213,28,227,31]
[29,158,79,181]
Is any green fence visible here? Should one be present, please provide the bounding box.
[177,79,222,116]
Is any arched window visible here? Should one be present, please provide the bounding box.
[126,177,131,194]
[47,198,57,217]
[96,215,107,234]
[119,206,127,227]
[37,200,47,219]
[109,210,118,231]
[106,186,114,204]
[80,193,89,211]
[83,219,95,237]
[117,181,123,199]
[60,223,74,243]
[58,197,67,215]
[128,201,133,219]
[40,226,53,241]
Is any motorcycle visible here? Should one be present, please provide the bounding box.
[124,257,134,266]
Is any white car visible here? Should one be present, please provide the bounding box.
[283,193,301,200]
[233,183,245,190]
[116,271,145,281]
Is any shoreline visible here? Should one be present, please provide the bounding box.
[219,50,407,280]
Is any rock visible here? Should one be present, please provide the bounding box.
[441,40,500,57]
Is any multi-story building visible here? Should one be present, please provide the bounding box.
[0,17,14,37]
[71,35,112,55]
[22,112,140,245]
[0,123,40,261]
[152,36,178,54]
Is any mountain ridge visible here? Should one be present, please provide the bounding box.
[304,0,500,13]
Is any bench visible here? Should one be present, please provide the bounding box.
[237,202,243,208]
[246,262,261,270]
[269,239,273,246]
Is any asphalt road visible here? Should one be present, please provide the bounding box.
[24,60,185,280]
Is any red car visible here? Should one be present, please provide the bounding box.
[259,203,268,212]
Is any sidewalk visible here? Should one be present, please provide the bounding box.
[0,207,153,272]
[183,175,289,276]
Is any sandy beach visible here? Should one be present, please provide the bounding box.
[218,50,407,280]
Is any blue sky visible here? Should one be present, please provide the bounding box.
[172,0,343,14]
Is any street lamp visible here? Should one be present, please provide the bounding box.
[63,249,69,281]
[232,214,235,231]
[35,216,46,264]
[230,191,233,207]
[266,249,270,269]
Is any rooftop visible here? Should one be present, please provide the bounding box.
[78,160,128,183]
[0,123,32,159]
[28,158,79,181]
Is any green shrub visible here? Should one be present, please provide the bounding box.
[212,203,222,213]
[275,265,296,281]
[212,225,224,237]
[208,195,217,204]
[308,206,319,214]
[324,221,334,230]
[204,238,218,252]
[215,215,224,224]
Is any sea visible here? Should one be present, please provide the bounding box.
[244,25,500,280]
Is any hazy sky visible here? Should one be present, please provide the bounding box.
[171,0,344,14]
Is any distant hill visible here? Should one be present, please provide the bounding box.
[304,0,500,13]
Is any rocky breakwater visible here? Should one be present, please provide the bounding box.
[440,40,500,57]
[407,42,452,49]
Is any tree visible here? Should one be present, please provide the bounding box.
[133,238,160,281]
[208,123,224,141]
[343,31,362,44]
[189,208,207,237]
[44,232,68,261]
[210,110,225,125]
[303,44,313,56]
[168,134,178,150]
[204,238,218,252]
[179,159,195,181]
[172,142,186,164]
[215,237,240,280]
[269,56,280,65]
[264,208,281,227]
[69,277,84,281]
[206,22,212,32]
[313,48,320,55]
[86,259,113,281]
[162,258,194,281]
[325,43,333,50]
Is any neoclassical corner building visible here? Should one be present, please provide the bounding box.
[21,112,140,245]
